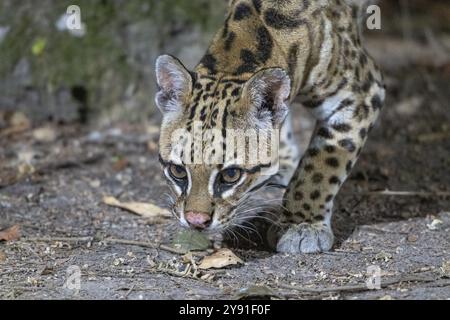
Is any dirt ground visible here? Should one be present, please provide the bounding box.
[1,62,449,300]
[1,3,450,298]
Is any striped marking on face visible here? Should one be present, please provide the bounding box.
[208,166,247,199]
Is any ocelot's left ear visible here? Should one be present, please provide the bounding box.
[155,54,193,116]
[241,68,291,129]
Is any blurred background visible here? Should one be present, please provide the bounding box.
[0,0,228,124]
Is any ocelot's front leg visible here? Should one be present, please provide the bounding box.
[277,88,384,253]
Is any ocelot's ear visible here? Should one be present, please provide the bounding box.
[155,55,193,115]
[241,68,291,129]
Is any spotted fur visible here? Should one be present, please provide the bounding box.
[155,0,385,253]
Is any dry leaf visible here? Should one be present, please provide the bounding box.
[0,225,21,242]
[427,219,443,231]
[198,248,243,269]
[33,126,57,142]
[0,251,6,262]
[103,196,171,219]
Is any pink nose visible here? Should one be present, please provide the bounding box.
[185,211,211,229]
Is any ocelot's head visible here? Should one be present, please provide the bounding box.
[155,55,291,233]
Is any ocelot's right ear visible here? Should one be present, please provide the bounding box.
[155,55,193,115]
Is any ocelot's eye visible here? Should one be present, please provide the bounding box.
[220,168,242,184]
[169,164,187,181]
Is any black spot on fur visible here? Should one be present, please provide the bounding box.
[325,157,339,168]
[303,100,322,109]
[294,211,305,219]
[205,82,213,92]
[224,31,236,51]
[210,109,219,126]
[231,87,240,97]
[189,103,198,120]
[353,104,370,120]
[234,3,252,21]
[325,145,336,153]
[329,176,340,184]
[295,179,305,188]
[336,98,354,112]
[359,128,367,139]
[235,49,258,75]
[371,94,383,110]
[303,203,311,211]
[338,139,356,152]
[312,173,324,184]
[310,190,321,200]
[304,164,314,172]
[308,148,320,157]
[222,15,231,38]
[332,123,352,133]
[325,194,334,202]
[313,215,324,222]
[264,8,305,29]
[295,192,304,201]
[362,79,372,92]
[256,26,273,63]
[252,0,262,13]
[200,53,217,74]
[200,107,207,121]
[317,127,334,139]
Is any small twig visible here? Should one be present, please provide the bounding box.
[7,286,42,292]
[104,238,186,255]
[124,284,135,299]
[278,275,438,294]
[23,236,94,242]
[22,236,189,255]
[357,226,409,235]
[343,190,450,197]
[417,131,450,143]
[322,251,369,256]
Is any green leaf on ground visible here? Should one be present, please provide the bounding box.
[173,230,211,252]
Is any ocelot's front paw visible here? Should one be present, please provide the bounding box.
[276,222,334,254]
